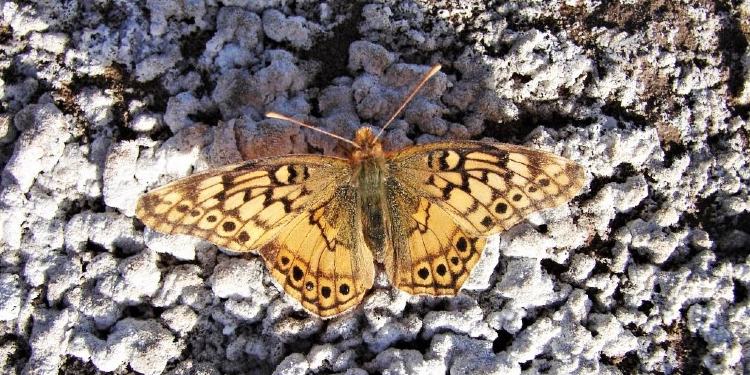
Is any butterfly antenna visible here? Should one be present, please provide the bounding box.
[374,64,442,141]
[265,112,361,149]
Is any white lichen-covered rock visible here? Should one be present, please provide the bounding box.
[103,140,153,215]
[5,2,750,374]
[64,211,142,254]
[495,258,557,308]
[95,250,161,305]
[348,41,396,75]
[23,308,77,375]
[422,304,496,341]
[262,9,314,50]
[363,314,422,352]
[3,103,69,192]
[366,348,446,374]
[144,228,203,260]
[161,305,199,336]
[210,256,266,299]
[90,318,180,375]
[153,264,204,307]
[272,352,310,375]
[0,273,22,321]
[202,7,262,70]
[430,334,520,374]
[76,87,116,128]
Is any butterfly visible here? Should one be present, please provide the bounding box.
[136,65,585,318]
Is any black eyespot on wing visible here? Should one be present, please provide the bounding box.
[305,281,314,291]
[418,267,430,279]
[339,284,350,295]
[207,215,218,223]
[456,237,468,252]
[281,256,290,265]
[539,178,550,186]
[495,202,508,213]
[481,216,493,227]
[292,266,303,281]
[222,221,236,231]
[436,264,447,276]
[450,256,460,265]
[512,194,522,202]
[237,231,250,243]
[321,286,331,298]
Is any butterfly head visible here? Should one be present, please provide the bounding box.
[351,127,383,162]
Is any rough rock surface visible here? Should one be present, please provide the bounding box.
[1,1,748,374]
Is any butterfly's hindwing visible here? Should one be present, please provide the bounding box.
[384,179,486,295]
[259,184,374,317]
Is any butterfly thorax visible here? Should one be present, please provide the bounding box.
[350,127,390,262]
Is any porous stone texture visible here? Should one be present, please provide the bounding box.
[1,1,748,374]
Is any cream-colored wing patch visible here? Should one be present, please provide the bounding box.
[259,185,374,318]
[389,141,585,237]
[135,155,350,253]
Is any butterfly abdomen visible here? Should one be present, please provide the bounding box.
[355,156,389,262]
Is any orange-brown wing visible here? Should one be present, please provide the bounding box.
[384,189,486,296]
[136,155,375,318]
[259,184,374,318]
[384,141,585,295]
[136,155,348,252]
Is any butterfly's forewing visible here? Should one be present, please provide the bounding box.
[136,155,373,317]
[385,141,585,294]
[137,155,338,251]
